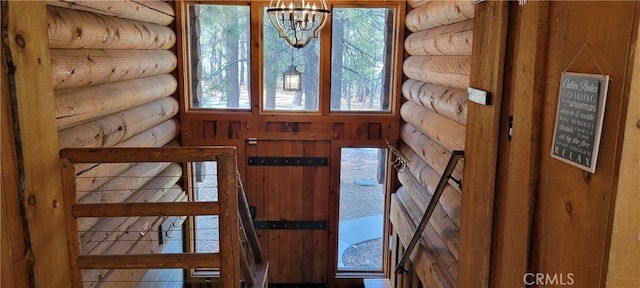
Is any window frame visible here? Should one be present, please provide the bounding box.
[178,0,405,118]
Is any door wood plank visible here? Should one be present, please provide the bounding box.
[279,141,293,282]
[266,141,281,283]
[290,141,304,283]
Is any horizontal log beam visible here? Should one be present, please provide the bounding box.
[406,0,474,32]
[46,0,174,25]
[58,97,179,148]
[401,101,466,152]
[400,142,462,226]
[398,171,459,259]
[405,19,473,56]
[47,5,175,50]
[395,188,458,284]
[77,253,220,269]
[74,121,180,190]
[64,144,236,164]
[51,49,177,90]
[77,162,170,202]
[81,185,181,255]
[401,124,464,180]
[390,193,450,287]
[403,55,470,89]
[402,79,468,126]
[73,119,180,173]
[74,201,219,218]
[408,0,432,9]
[110,119,180,148]
[81,188,185,284]
[405,55,471,75]
[76,162,171,231]
[56,74,177,130]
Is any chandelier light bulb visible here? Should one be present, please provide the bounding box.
[267,0,330,48]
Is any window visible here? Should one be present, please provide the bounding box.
[262,8,321,112]
[187,161,220,278]
[187,4,250,109]
[331,8,395,112]
[338,148,387,271]
[183,1,400,114]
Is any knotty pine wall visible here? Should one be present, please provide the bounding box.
[461,2,640,288]
[390,0,473,287]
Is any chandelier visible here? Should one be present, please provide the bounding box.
[267,0,330,49]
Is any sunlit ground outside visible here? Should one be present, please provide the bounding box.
[339,148,385,271]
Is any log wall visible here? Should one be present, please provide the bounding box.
[45,1,180,286]
[392,1,473,287]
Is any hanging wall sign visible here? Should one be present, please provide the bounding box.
[551,72,609,173]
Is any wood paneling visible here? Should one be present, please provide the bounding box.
[531,2,638,286]
[4,1,72,286]
[1,13,30,286]
[458,2,508,288]
[182,117,399,147]
[607,14,640,286]
[484,1,639,287]
[490,2,549,287]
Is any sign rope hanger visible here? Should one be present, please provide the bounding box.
[563,43,606,76]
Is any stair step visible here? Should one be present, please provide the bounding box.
[364,278,392,288]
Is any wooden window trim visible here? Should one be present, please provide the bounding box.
[176,0,406,120]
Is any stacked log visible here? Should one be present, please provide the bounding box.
[55,74,177,130]
[80,163,183,255]
[402,79,467,125]
[47,1,180,286]
[403,56,470,89]
[82,187,187,287]
[58,97,179,148]
[405,19,473,56]
[50,49,177,90]
[47,5,175,50]
[46,0,175,25]
[401,102,465,153]
[393,0,474,287]
[405,1,474,32]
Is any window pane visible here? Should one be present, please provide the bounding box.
[338,148,386,271]
[331,8,395,112]
[263,8,320,112]
[188,4,250,109]
[193,162,219,254]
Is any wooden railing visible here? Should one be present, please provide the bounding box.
[60,147,266,287]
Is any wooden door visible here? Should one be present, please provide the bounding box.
[245,140,330,286]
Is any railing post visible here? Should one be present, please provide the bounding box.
[217,153,240,288]
[60,158,83,287]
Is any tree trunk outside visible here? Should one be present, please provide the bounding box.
[330,9,345,110]
[380,9,394,111]
[223,8,240,108]
[303,40,319,110]
[189,5,202,107]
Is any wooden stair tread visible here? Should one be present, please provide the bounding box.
[364,278,392,288]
